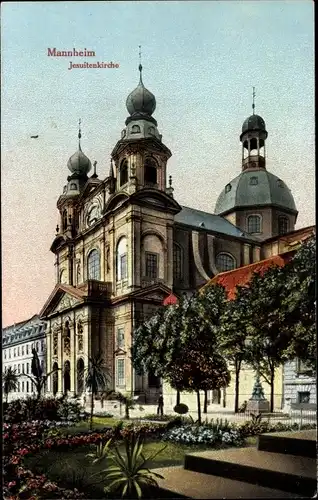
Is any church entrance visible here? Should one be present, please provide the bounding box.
[64,361,71,394]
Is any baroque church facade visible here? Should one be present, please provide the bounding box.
[38,65,299,403]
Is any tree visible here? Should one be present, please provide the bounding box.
[219,285,250,412]
[282,236,316,370]
[242,265,290,412]
[3,367,19,403]
[84,352,111,430]
[25,348,58,400]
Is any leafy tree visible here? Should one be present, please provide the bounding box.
[242,265,290,412]
[3,367,19,403]
[282,236,316,370]
[25,348,59,400]
[219,285,250,412]
[84,352,111,430]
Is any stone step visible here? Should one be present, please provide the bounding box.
[184,447,316,496]
[151,466,303,499]
[258,429,317,458]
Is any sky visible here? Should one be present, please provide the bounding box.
[1,1,315,327]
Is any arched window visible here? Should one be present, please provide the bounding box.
[249,176,258,185]
[120,159,128,186]
[62,209,68,230]
[278,216,289,235]
[144,158,157,185]
[225,183,231,193]
[52,362,58,396]
[131,125,140,134]
[77,358,84,395]
[173,243,183,281]
[247,215,262,234]
[87,249,100,280]
[117,237,127,281]
[216,253,235,272]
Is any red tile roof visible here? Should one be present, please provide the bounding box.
[162,293,179,306]
[202,253,293,300]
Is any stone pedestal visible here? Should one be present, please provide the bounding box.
[246,399,270,413]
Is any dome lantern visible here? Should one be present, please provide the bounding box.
[67,119,92,177]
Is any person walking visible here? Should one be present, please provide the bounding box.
[157,393,164,416]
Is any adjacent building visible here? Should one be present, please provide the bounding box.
[2,315,46,401]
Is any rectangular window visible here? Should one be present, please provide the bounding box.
[18,364,20,373]
[117,328,125,349]
[14,364,16,371]
[18,382,20,392]
[22,346,24,355]
[116,358,125,386]
[26,381,29,393]
[297,359,312,374]
[298,391,310,404]
[4,351,6,359]
[145,252,158,279]
[41,340,44,352]
[9,349,11,359]
[14,348,16,357]
[22,364,25,374]
[26,345,29,355]
[27,363,29,374]
[18,347,20,356]
[22,381,24,392]
[120,254,127,280]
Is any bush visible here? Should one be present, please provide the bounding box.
[142,414,176,421]
[3,397,85,424]
[162,424,244,446]
[173,403,189,415]
[57,398,85,422]
[94,411,114,418]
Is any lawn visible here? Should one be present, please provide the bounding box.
[24,437,257,498]
[61,416,121,434]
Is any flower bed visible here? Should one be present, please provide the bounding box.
[162,424,244,446]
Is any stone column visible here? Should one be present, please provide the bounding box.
[253,246,261,262]
[243,243,251,265]
[166,222,174,288]
[58,327,63,396]
[69,321,75,395]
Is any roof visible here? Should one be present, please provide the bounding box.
[162,293,179,306]
[242,114,266,134]
[202,254,293,300]
[175,206,253,239]
[215,170,297,215]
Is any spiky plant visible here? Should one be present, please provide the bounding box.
[3,367,19,403]
[83,351,111,430]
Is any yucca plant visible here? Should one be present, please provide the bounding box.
[86,438,113,465]
[83,351,111,430]
[101,434,166,498]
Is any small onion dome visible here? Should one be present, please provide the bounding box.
[242,114,266,134]
[67,145,92,176]
[126,64,156,116]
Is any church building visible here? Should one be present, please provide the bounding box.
[39,65,301,404]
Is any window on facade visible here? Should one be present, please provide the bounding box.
[117,328,125,349]
[120,160,128,186]
[62,209,68,231]
[22,364,25,373]
[216,253,235,272]
[26,345,29,355]
[14,364,16,371]
[173,244,182,281]
[225,183,231,193]
[278,216,289,235]
[41,340,44,352]
[117,238,128,281]
[88,249,100,280]
[26,381,29,393]
[9,349,11,358]
[145,252,158,279]
[144,158,157,185]
[297,358,312,374]
[116,359,125,386]
[41,360,44,373]
[131,125,141,134]
[4,351,6,359]
[298,391,310,404]
[27,363,29,374]
[59,269,66,284]
[22,346,24,355]
[18,364,20,373]
[18,347,20,356]
[22,381,24,392]
[36,342,39,352]
[18,382,20,392]
[250,176,258,185]
[14,348,16,357]
[247,215,262,234]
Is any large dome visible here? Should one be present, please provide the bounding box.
[242,114,266,134]
[126,64,156,116]
[215,170,297,215]
[67,146,91,176]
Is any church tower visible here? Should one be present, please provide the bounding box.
[215,89,298,240]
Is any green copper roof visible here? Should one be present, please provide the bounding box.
[215,170,297,215]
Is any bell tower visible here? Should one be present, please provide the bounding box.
[111,58,172,195]
[240,87,268,172]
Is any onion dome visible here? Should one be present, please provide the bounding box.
[242,114,266,134]
[126,64,156,117]
[67,144,92,176]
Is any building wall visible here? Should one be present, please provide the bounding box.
[283,360,316,410]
